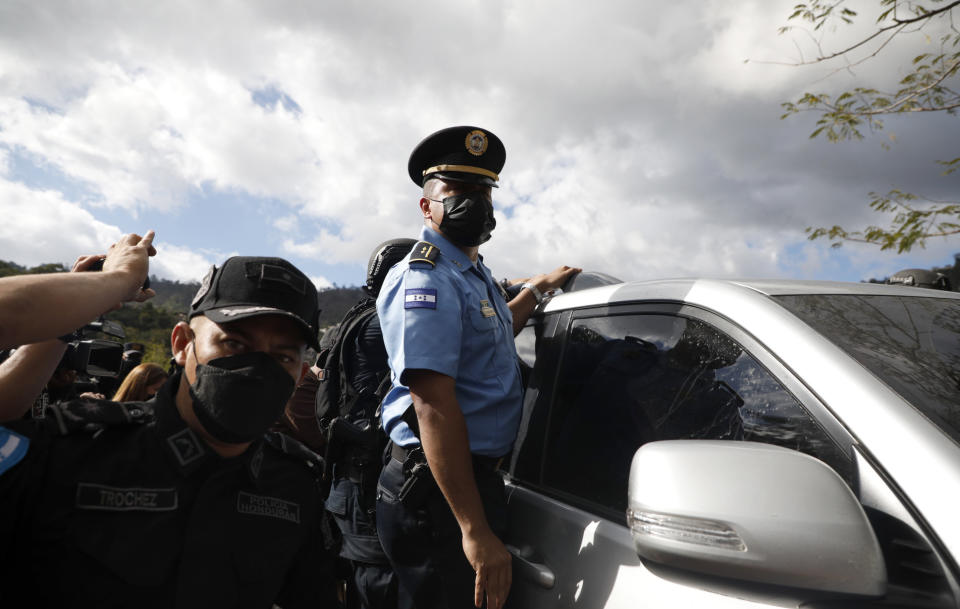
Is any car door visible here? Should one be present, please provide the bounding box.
[503,304,860,608]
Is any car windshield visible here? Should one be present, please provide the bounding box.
[774,294,960,446]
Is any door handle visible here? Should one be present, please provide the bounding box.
[506,544,555,589]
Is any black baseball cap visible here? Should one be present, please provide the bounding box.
[189,256,321,349]
[408,126,505,188]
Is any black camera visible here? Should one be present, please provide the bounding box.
[87,258,150,290]
[62,319,126,378]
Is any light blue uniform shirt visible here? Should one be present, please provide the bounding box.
[376,226,523,457]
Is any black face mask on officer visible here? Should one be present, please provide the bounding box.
[436,192,496,247]
[188,348,295,444]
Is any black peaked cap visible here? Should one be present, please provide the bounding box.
[408,126,505,188]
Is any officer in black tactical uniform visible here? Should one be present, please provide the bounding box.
[0,255,340,608]
[323,238,416,609]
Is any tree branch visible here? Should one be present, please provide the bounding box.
[775,1,960,67]
[890,0,960,26]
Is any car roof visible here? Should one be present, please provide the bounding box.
[545,277,960,313]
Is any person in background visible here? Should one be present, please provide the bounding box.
[99,344,147,398]
[324,238,416,609]
[0,232,156,422]
[886,268,953,291]
[111,362,168,402]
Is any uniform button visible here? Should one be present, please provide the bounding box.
[129,408,143,417]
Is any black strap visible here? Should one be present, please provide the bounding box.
[314,299,379,422]
[391,442,503,472]
[391,442,413,462]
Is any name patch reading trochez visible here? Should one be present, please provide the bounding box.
[76,483,178,512]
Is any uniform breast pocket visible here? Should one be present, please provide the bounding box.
[69,509,183,587]
[468,305,500,333]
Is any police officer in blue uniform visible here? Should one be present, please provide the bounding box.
[0,256,340,608]
[375,126,580,609]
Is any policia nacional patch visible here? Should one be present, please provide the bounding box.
[237,491,301,524]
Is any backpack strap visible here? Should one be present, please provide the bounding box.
[314,298,379,425]
[44,399,153,436]
[264,431,324,470]
[334,301,379,419]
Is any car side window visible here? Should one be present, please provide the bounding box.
[541,313,852,517]
[515,323,537,370]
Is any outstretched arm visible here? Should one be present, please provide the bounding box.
[0,231,156,349]
[0,341,66,422]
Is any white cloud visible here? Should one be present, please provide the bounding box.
[149,243,228,284]
[0,0,956,287]
[311,275,334,290]
[0,177,232,283]
[0,178,122,265]
[272,215,299,234]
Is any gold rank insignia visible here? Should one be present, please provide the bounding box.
[409,240,440,267]
[480,299,496,317]
[465,130,488,156]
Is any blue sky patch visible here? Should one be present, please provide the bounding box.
[250,85,303,115]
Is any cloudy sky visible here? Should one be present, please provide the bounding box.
[1,0,957,290]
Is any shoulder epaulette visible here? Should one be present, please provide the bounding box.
[264,430,324,475]
[408,241,440,268]
[44,399,153,436]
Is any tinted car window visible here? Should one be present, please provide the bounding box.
[515,323,537,369]
[775,294,960,446]
[542,314,851,515]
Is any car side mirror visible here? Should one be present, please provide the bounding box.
[627,441,886,600]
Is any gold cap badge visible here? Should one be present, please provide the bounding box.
[465,130,488,156]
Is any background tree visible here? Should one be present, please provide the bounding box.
[0,259,361,366]
[777,0,960,252]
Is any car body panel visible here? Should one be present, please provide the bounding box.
[539,279,960,565]
[504,483,773,608]
[507,278,960,606]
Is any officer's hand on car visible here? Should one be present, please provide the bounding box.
[463,526,512,609]
[533,264,581,295]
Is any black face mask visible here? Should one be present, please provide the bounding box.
[189,350,295,444]
[438,192,496,247]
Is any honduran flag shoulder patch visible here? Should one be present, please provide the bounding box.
[0,427,29,477]
[405,288,437,309]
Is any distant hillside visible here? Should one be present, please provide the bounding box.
[145,276,365,327]
[0,260,70,276]
[143,276,366,326]
[146,276,202,313]
[1,259,368,366]
[318,287,367,327]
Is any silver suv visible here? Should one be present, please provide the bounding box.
[503,277,960,607]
